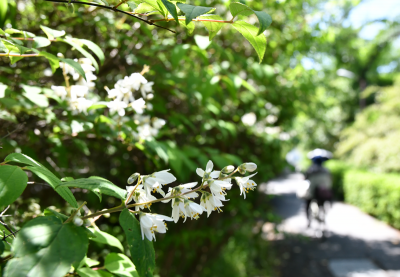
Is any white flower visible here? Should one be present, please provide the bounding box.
[126,185,157,211]
[140,213,173,241]
[208,180,232,197]
[70,85,89,99]
[153,118,166,129]
[51,85,67,99]
[200,192,225,217]
[131,98,146,114]
[107,88,123,99]
[163,182,199,201]
[180,200,204,222]
[108,99,128,116]
[235,173,258,199]
[241,112,257,126]
[140,81,154,98]
[129,73,148,91]
[196,160,220,180]
[70,97,93,114]
[142,169,176,196]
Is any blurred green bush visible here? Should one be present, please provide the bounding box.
[344,169,400,229]
[325,159,350,201]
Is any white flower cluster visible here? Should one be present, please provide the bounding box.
[51,57,96,114]
[50,60,166,140]
[106,73,153,116]
[125,160,258,241]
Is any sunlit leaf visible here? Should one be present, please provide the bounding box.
[0,165,28,208]
[40,25,66,40]
[229,2,272,36]
[59,37,99,72]
[33,36,51,48]
[58,177,127,200]
[104,253,139,277]
[79,39,105,65]
[38,51,60,72]
[199,14,224,40]
[232,21,266,62]
[4,216,88,277]
[88,228,124,252]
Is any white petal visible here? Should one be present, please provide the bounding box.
[140,215,153,228]
[156,214,174,221]
[190,202,203,214]
[180,182,197,189]
[154,170,176,183]
[144,228,153,241]
[196,168,204,177]
[210,171,220,179]
[206,160,213,173]
[172,206,180,223]
[162,192,172,203]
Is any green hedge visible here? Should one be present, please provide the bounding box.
[344,170,400,229]
[325,160,349,200]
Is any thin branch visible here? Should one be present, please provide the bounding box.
[44,0,176,33]
[150,17,234,24]
[113,0,128,10]
[64,201,87,224]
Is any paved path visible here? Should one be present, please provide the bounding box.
[259,174,400,277]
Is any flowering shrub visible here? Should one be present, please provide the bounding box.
[0,153,258,277]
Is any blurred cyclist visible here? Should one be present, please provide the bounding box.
[304,149,333,226]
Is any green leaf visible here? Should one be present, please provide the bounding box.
[39,51,60,73]
[85,257,101,268]
[127,1,137,11]
[61,177,75,182]
[22,85,49,107]
[104,253,139,277]
[59,37,99,72]
[40,25,66,40]
[77,267,113,277]
[119,209,155,277]
[92,0,109,6]
[58,58,87,81]
[33,36,51,48]
[88,228,124,252]
[4,28,35,37]
[178,17,195,35]
[199,15,224,40]
[2,39,31,55]
[58,177,127,200]
[87,102,108,111]
[0,240,4,256]
[26,166,78,208]
[44,208,69,221]
[5,152,44,167]
[0,165,28,208]
[134,2,157,14]
[4,216,88,277]
[79,39,105,65]
[176,3,214,25]
[232,21,266,63]
[160,0,178,24]
[229,2,272,36]
[0,0,8,27]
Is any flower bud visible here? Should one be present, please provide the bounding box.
[127,173,140,184]
[73,217,83,226]
[83,219,91,227]
[222,165,235,174]
[238,166,246,175]
[244,162,257,172]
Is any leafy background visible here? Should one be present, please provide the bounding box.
[1,0,400,276]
